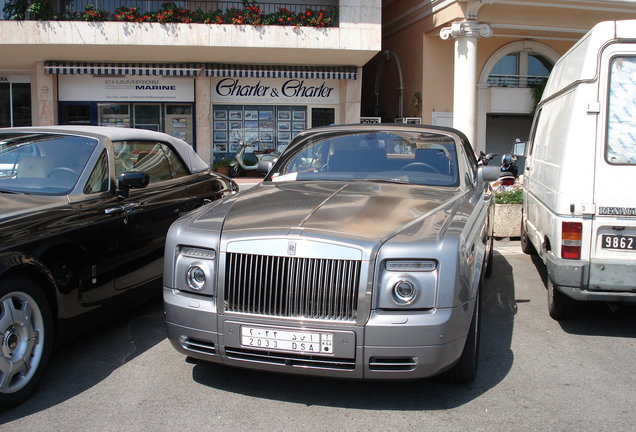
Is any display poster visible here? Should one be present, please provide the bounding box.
[58,75,194,102]
[211,77,339,105]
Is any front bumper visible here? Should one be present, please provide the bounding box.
[163,287,474,380]
[546,252,636,302]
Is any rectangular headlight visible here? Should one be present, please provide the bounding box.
[385,260,436,272]
[179,246,216,260]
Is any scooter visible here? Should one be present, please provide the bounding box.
[229,140,279,178]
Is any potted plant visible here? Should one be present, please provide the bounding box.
[493,187,523,238]
[213,158,233,176]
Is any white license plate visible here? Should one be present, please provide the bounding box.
[240,326,333,354]
[601,234,636,250]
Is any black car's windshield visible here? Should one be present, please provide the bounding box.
[0,133,98,195]
[269,130,460,187]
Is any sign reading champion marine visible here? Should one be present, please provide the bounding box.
[212,77,339,105]
[58,75,194,102]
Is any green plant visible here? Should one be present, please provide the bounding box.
[213,158,233,169]
[494,189,522,204]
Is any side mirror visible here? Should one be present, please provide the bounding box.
[478,166,500,183]
[511,140,526,157]
[258,159,275,175]
[117,171,149,198]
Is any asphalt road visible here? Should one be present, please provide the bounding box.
[1,240,635,431]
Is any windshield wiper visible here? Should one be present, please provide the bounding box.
[356,178,412,184]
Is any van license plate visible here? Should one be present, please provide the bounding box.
[601,235,636,250]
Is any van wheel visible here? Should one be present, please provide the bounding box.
[444,288,480,383]
[547,279,575,320]
[520,218,536,255]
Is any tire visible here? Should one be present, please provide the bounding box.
[520,216,537,255]
[444,288,481,383]
[547,278,575,320]
[0,275,54,409]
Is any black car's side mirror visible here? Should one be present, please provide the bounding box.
[117,171,150,198]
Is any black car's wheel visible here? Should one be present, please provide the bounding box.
[547,278,575,320]
[520,216,536,255]
[444,288,480,383]
[0,275,53,409]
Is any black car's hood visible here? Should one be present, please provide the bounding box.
[0,193,68,222]
[216,181,463,241]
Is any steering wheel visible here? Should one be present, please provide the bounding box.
[400,162,440,173]
[47,167,80,178]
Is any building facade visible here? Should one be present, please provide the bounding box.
[0,0,381,163]
[367,0,636,155]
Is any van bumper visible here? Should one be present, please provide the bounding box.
[546,251,636,302]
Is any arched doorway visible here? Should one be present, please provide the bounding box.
[477,41,560,158]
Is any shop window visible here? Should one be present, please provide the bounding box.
[0,82,32,127]
[63,104,92,125]
[212,105,307,161]
[311,108,335,127]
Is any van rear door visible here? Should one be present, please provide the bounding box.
[590,45,636,291]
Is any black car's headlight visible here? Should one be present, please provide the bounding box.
[377,260,438,309]
[175,246,216,295]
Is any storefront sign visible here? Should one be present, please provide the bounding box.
[58,75,194,102]
[0,75,31,83]
[212,77,339,104]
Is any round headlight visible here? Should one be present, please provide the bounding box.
[186,266,206,290]
[393,280,417,304]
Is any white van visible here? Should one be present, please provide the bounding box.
[519,20,636,319]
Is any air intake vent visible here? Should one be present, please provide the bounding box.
[225,347,355,370]
[369,357,417,371]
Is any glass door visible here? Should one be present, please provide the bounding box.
[133,104,162,131]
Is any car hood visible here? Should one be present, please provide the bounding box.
[0,193,68,222]
[210,181,463,242]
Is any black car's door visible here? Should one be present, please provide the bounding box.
[111,140,197,291]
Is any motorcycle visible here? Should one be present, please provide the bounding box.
[478,151,498,166]
[494,153,519,190]
[229,140,279,178]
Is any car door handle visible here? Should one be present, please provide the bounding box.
[105,202,140,214]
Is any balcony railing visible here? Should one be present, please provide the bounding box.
[1,1,339,26]
[487,74,548,88]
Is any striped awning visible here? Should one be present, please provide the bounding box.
[205,64,358,80]
[44,62,201,76]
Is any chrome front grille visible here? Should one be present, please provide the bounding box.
[224,253,361,321]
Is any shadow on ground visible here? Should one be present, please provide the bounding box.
[190,250,518,411]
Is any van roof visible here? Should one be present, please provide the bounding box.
[542,20,636,101]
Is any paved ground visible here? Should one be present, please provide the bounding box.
[1,239,634,431]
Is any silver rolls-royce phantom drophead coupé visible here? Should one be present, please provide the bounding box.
[163,124,499,382]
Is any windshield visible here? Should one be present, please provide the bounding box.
[0,133,98,195]
[269,130,460,186]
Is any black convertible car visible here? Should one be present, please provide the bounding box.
[0,126,236,408]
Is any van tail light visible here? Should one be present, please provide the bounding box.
[562,222,582,259]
